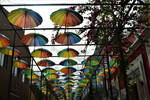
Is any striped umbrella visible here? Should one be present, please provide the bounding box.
[37,59,55,67]
[21,33,48,46]
[42,68,57,74]
[55,32,81,45]
[0,46,20,56]
[59,59,77,66]
[8,8,43,28]
[61,67,76,74]
[31,48,52,58]
[58,48,79,58]
[13,60,29,69]
[50,8,83,27]
[0,33,11,47]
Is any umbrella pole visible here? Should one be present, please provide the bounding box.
[30,57,33,100]
[7,31,16,100]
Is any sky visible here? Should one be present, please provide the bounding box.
[1,0,96,87]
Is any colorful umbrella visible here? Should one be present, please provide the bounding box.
[82,58,100,66]
[27,74,39,80]
[61,67,76,74]
[77,82,87,87]
[0,33,11,47]
[37,59,55,67]
[21,33,48,46]
[55,32,81,45]
[13,60,29,69]
[59,59,77,66]
[58,48,79,58]
[46,73,59,80]
[8,8,43,28]
[62,74,75,77]
[31,48,52,58]
[50,8,83,27]
[79,78,90,83]
[64,77,75,81]
[0,46,20,56]
[42,68,57,74]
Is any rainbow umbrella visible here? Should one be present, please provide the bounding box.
[58,48,79,58]
[46,73,59,80]
[79,78,90,83]
[64,85,72,89]
[21,33,48,46]
[8,8,43,28]
[82,58,100,66]
[61,67,76,74]
[64,81,74,86]
[77,82,87,87]
[27,74,39,80]
[37,59,55,67]
[55,32,81,45]
[31,48,52,58]
[42,68,57,74]
[59,59,77,66]
[0,33,11,47]
[13,60,29,69]
[0,46,20,56]
[50,8,83,27]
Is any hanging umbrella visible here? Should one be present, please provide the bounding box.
[31,48,52,58]
[46,73,59,80]
[0,33,11,47]
[58,48,79,58]
[77,82,87,87]
[82,58,100,66]
[64,81,74,86]
[37,59,55,67]
[0,46,20,56]
[21,33,48,46]
[64,85,72,89]
[50,8,83,27]
[79,78,90,83]
[42,68,57,74]
[27,74,39,80]
[55,32,81,45]
[13,60,29,69]
[8,8,43,28]
[59,59,77,66]
[61,67,76,74]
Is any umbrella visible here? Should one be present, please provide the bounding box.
[46,73,59,80]
[8,8,43,28]
[64,81,74,86]
[82,58,100,66]
[31,48,52,58]
[13,60,29,69]
[27,74,39,80]
[0,33,11,47]
[77,82,87,87]
[55,32,81,45]
[37,59,55,67]
[0,46,20,56]
[21,33,48,46]
[42,68,57,74]
[50,8,83,27]
[61,67,76,74]
[79,78,90,83]
[59,59,77,66]
[64,77,75,81]
[58,48,79,58]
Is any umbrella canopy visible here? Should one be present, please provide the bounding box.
[46,73,59,80]
[64,77,75,81]
[0,33,11,47]
[58,48,79,58]
[62,74,75,77]
[37,59,55,67]
[0,46,20,56]
[13,60,29,69]
[55,32,81,45]
[21,33,48,46]
[61,67,76,74]
[31,48,52,58]
[79,78,90,83]
[42,68,57,74]
[8,8,43,28]
[82,58,100,66]
[27,74,39,80]
[64,81,74,86]
[59,59,77,66]
[50,8,83,27]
